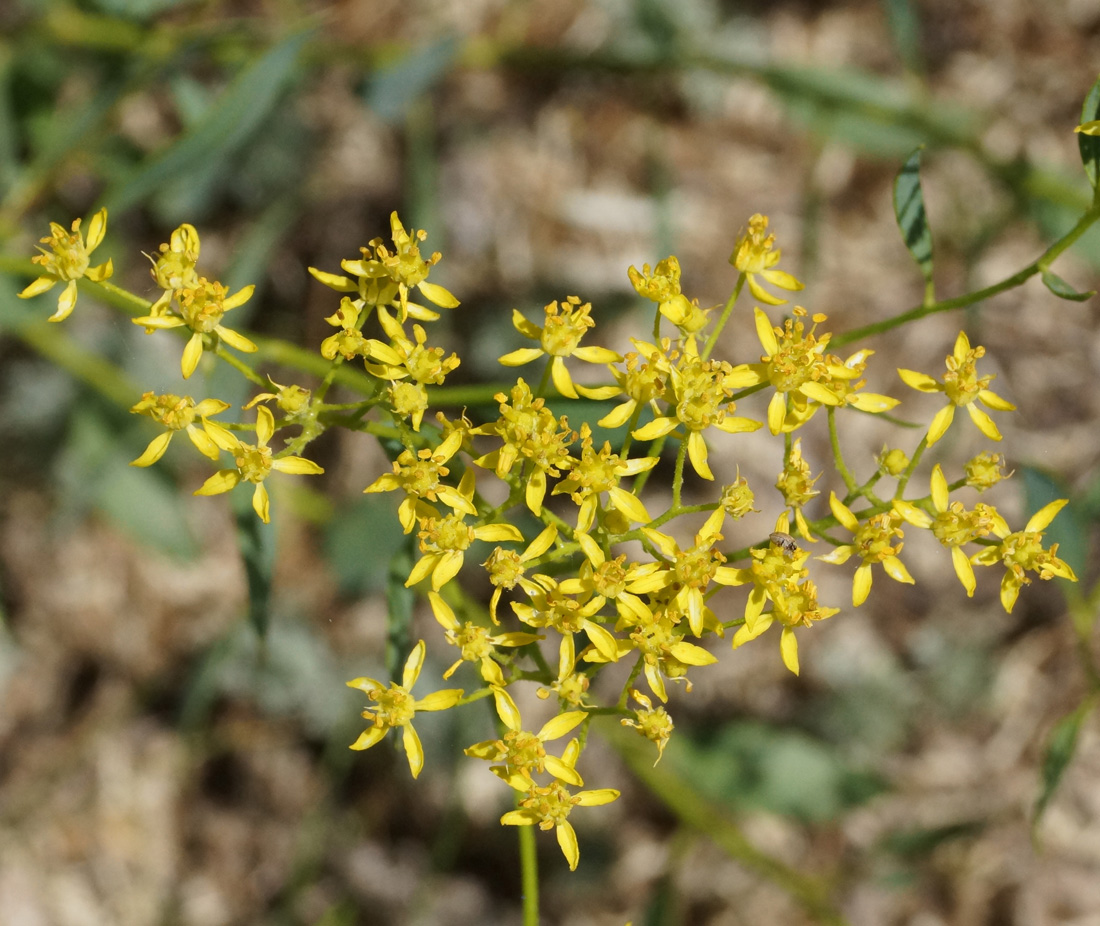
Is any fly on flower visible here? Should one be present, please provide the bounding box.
[769,532,799,557]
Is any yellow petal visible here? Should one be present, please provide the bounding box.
[966,403,1003,441]
[417,280,460,308]
[897,368,941,392]
[217,325,258,353]
[181,333,204,379]
[779,627,800,675]
[271,456,324,475]
[194,469,241,496]
[747,275,786,305]
[492,685,522,730]
[349,726,387,751]
[828,492,859,532]
[926,403,954,445]
[18,276,56,299]
[50,280,78,322]
[498,347,544,366]
[767,391,786,435]
[252,483,270,523]
[686,431,713,480]
[85,207,108,250]
[403,723,425,778]
[950,545,976,596]
[538,710,588,741]
[131,432,172,467]
[550,356,578,399]
[753,307,779,355]
[930,464,949,511]
[557,821,581,871]
[852,562,873,606]
[403,640,426,689]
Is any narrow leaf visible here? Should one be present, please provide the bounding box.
[1041,269,1095,302]
[1033,697,1096,830]
[236,503,274,639]
[1078,74,1100,190]
[893,147,934,283]
[103,27,314,215]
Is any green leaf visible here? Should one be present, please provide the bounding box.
[1078,74,1100,190]
[893,147,934,283]
[1041,268,1095,302]
[235,500,274,639]
[367,36,459,125]
[1033,697,1097,830]
[102,27,314,216]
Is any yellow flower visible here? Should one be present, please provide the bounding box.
[133,277,257,379]
[728,213,803,305]
[473,379,576,515]
[631,342,762,481]
[536,635,594,708]
[129,392,231,466]
[482,524,559,623]
[510,573,621,663]
[499,296,621,398]
[730,307,845,434]
[818,493,914,606]
[364,430,476,534]
[897,331,1015,445]
[309,212,459,322]
[775,438,821,541]
[347,640,464,779]
[596,338,673,429]
[195,405,324,523]
[630,526,744,638]
[964,452,1011,492]
[465,702,588,788]
[428,591,542,684]
[893,464,996,596]
[146,223,201,307]
[500,779,620,872]
[971,500,1077,613]
[19,208,113,321]
[620,689,674,764]
[406,473,524,591]
[612,596,717,702]
[627,257,711,339]
[551,423,658,532]
[244,379,312,417]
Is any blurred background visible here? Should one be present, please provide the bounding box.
[1,0,1099,924]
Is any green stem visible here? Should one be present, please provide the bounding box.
[833,199,1100,347]
[827,406,857,494]
[518,814,540,926]
[702,274,745,361]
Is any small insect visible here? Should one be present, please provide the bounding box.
[769,531,799,557]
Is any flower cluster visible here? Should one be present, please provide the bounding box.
[19,202,1079,874]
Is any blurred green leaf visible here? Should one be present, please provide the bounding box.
[881,820,986,859]
[769,66,968,157]
[56,404,199,558]
[1033,696,1097,830]
[1041,268,1095,302]
[367,36,459,125]
[881,0,923,74]
[894,148,934,285]
[1077,74,1100,190]
[102,26,314,216]
[323,494,405,596]
[235,498,275,639]
[668,721,888,823]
